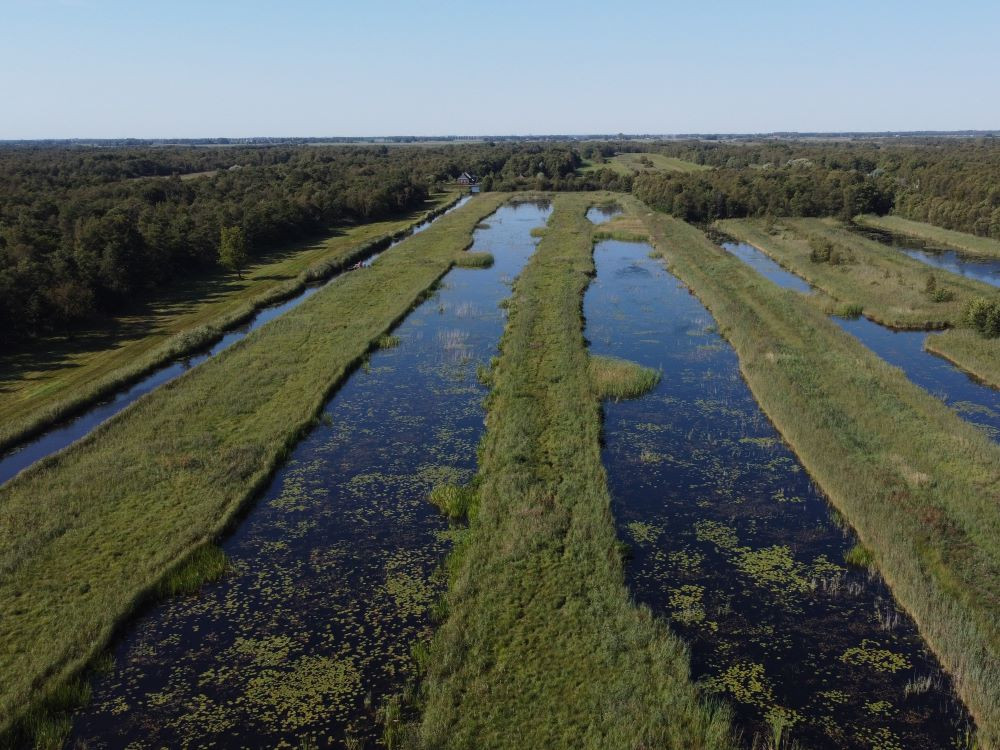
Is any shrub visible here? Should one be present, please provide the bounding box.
[963,296,1000,337]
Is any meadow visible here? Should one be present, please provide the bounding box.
[580,151,711,175]
[0,192,460,456]
[636,201,1000,747]
[0,193,506,742]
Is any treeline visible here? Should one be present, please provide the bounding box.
[630,139,1000,237]
[0,143,581,345]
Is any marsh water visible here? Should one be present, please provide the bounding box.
[67,200,547,749]
[721,240,1000,441]
[853,226,1000,288]
[586,238,972,748]
[0,196,471,487]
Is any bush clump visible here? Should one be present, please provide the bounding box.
[963,296,1000,337]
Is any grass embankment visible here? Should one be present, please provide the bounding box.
[856,215,1000,258]
[926,329,1000,389]
[580,152,711,176]
[0,193,507,741]
[716,217,996,329]
[412,193,732,749]
[637,203,1000,747]
[0,192,461,457]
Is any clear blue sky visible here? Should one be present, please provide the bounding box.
[1,0,997,138]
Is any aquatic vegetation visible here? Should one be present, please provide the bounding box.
[428,483,476,521]
[413,193,732,748]
[378,334,401,349]
[844,543,875,569]
[454,251,494,268]
[626,520,662,545]
[0,193,512,743]
[638,205,998,744]
[155,545,227,598]
[841,641,911,673]
[588,355,660,400]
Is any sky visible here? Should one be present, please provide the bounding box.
[1,0,998,138]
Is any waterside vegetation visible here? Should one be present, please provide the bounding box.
[635,201,1000,747]
[411,193,733,748]
[0,193,509,744]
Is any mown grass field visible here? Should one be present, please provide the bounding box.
[637,201,1000,747]
[580,152,711,175]
[716,217,996,329]
[0,193,505,740]
[412,193,732,748]
[0,192,459,455]
[857,214,1000,258]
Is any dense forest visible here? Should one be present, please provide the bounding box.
[2,137,998,346]
[0,143,595,345]
[629,139,1000,235]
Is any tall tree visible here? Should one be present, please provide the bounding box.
[219,225,248,278]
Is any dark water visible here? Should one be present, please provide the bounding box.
[67,200,548,749]
[0,197,471,487]
[586,203,623,224]
[722,242,813,294]
[854,226,1000,288]
[586,239,972,749]
[723,239,1000,442]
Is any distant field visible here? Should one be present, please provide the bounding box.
[0,192,458,454]
[856,214,1000,258]
[580,152,711,175]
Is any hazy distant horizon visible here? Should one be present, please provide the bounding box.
[3,0,998,139]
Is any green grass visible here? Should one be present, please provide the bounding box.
[453,251,494,268]
[856,215,1000,258]
[592,213,652,243]
[0,193,509,742]
[639,203,1000,747]
[716,217,996,330]
[925,328,1000,389]
[589,355,661,400]
[0,192,462,457]
[410,193,733,749]
[579,152,712,175]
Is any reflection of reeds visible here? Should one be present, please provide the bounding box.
[454,303,478,319]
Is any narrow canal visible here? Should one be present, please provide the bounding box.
[720,240,1000,440]
[0,196,471,487]
[67,199,548,748]
[852,226,1000,289]
[585,235,972,748]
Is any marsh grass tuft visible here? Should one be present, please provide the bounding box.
[454,252,494,268]
[428,483,476,521]
[377,334,401,349]
[155,544,228,598]
[589,355,661,400]
[843,543,874,570]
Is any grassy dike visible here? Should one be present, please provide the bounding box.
[412,194,733,749]
[635,200,1000,747]
[856,214,1000,259]
[0,193,507,740]
[716,217,996,329]
[0,192,461,457]
[926,328,1000,389]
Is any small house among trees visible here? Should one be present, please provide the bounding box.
[456,172,478,186]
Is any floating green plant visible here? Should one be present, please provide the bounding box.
[625,520,661,545]
[841,640,911,673]
[589,355,660,400]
